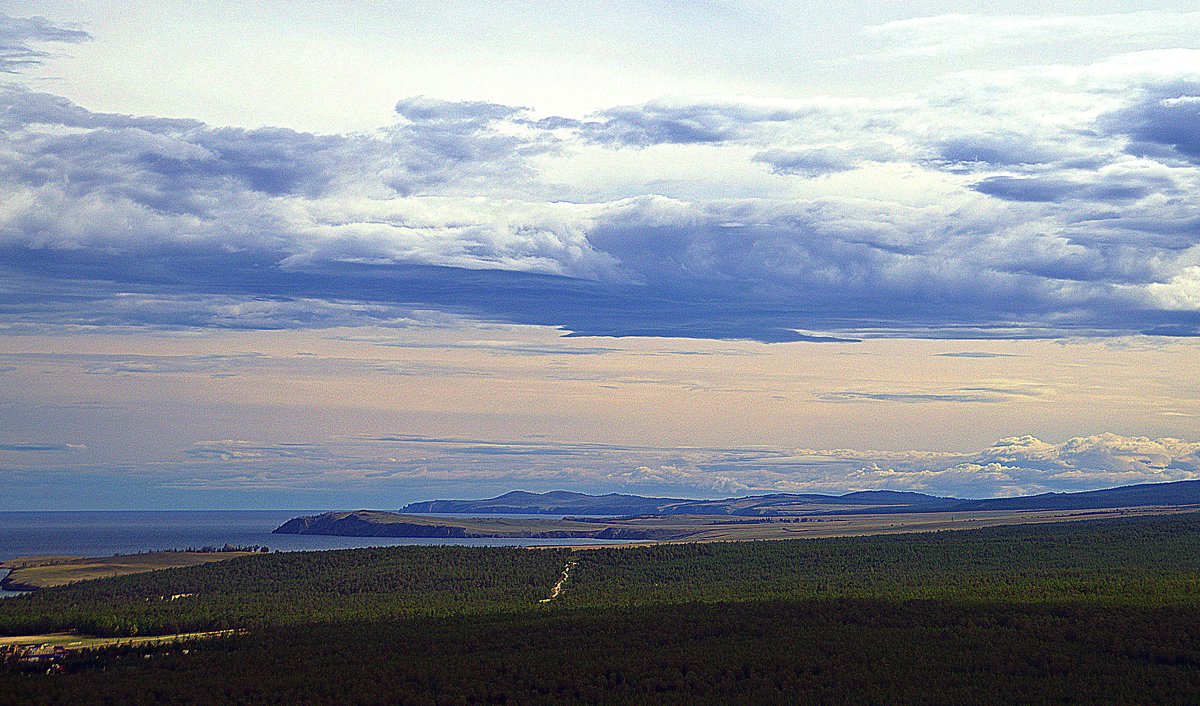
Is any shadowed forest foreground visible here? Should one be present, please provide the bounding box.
[2,514,1200,704]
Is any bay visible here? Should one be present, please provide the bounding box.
[0,510,635,598]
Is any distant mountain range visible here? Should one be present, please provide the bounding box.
[401,480,1200,517]
[274,480,1200,541]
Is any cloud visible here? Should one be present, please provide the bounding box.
[394,96,520,125]
[0,349,502,384]
[970,175,1166,203]
[386,97,550,196]
[0,287,459,333]
[900,433,1200,496]
[862,12,1200,60]
[1146,266,1200,312]
[0,13,90,73]
[819,391,1002,404]
[933,134,1087,169]
[1103,85,1200,163]
[6,431,1199,502]
[345,337,619,357]
[3,18,1200,341]
[754,144,896,177]
[184,440,329,463]
[0,442,84,452]
[78,353,267,376]
[37,432,1191,501]
[575,100,815,147]
[711,433,1200,498]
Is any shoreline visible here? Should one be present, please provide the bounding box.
[0,568,34,595]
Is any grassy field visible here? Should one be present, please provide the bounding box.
[579,505,1198,541]
[1,552,256,590]
[0,630,236,652]
[0,557,84,570]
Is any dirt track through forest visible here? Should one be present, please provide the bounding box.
[540,558,577,603]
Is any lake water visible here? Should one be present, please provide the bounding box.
[0,510,633,598]
[0,569,29,598]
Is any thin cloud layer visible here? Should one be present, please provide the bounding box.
[862,12,1200,59]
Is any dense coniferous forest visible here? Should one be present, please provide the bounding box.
[0,546,569,636]
[3,514,1200,704]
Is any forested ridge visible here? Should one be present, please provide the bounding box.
[3,514,1200,704]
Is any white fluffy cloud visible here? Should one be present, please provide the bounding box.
[826,434,1200,497]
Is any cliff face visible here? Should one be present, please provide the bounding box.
[272,515,319,533]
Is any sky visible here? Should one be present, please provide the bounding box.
[0,2,1198,509]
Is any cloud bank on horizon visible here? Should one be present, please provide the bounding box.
[1,9,1200,342]
[4,432,1197,508]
